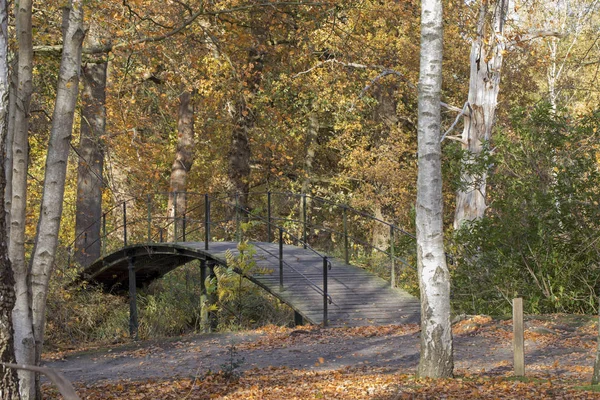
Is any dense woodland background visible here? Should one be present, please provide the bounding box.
[2,0,599,348]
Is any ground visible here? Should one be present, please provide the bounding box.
[42,315,600,399]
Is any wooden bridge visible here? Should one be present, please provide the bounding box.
[74,192,420,330]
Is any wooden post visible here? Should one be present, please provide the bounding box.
[513,297,524,376]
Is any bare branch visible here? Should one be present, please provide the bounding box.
[509,30,563,47]
[295,59,463,112]
[0,362,80,400]
[441,102,469,142]
[34,1,329,55]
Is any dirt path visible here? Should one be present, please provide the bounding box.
[43,315,598,386]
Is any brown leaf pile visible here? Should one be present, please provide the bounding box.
[42,366,600,399]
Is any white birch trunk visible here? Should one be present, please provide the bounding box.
[453,0,508,230]
[9,0,36,397]
[0,0,20,396]
[29,0,85,378]
[416,0,453,378]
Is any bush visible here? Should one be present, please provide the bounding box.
[452,105,600,316]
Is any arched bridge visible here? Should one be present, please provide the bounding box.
[73,191,420,330]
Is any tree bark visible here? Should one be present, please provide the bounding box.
[29,0,85,389]
[3,60,15,237]
[0,0,20,396]
[453,0,508,230]
[74,22,107,267]
[227,45,264,213]
[9,0,36,397]
[167,91,195,241]
[416,0,453,378]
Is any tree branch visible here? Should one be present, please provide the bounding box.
[34,1,329,55]
[294,58,463,113]
[509,30,563,47]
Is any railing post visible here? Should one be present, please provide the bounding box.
[267,191,272,242]
[173,191,178,242]
[343,206,349,264]
[159,228,164,243]
[390,225,395,288]
[123,201,128,247]
[128,255,138,339]
[302,194,307,249]
[182,213,187,242]
[323,256,328,327]
[205,194,210,250]
[279,228,284,289]
[102,213,107,256]
[146,194,152,243]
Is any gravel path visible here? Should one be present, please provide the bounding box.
[43,316,598,385]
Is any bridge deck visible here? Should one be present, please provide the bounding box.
[81,241,420,327]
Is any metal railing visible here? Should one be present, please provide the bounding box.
[70,191,416,326]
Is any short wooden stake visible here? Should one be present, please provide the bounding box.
[513,297,524,376]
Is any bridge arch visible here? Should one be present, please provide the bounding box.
[73,191,420,332]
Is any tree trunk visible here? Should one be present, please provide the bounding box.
[0,0,20,395]
[301,112,319,195]
[227,96,252,213]
[9,0,35,397]
[453,0,508,230]
[167,91,194,241]
[4,60,15,237]
[29,0,84,390]
[227,46,264,213]
[592,297,600,385]
[416,0,453,378]
[74,26,107,266]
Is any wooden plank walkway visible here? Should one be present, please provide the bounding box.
[80,241,420,327]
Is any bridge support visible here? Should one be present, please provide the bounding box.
[200,259,219,332]
[128,255,139,339]
[294,311,304,326]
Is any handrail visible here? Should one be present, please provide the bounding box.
[70,190,417,327]
[209,197,333,303]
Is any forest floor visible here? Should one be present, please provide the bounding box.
[42,314,600,399]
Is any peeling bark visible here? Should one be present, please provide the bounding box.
[416,0,453,378]
[453,0,509,230]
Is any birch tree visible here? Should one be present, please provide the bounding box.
[0,0,19,396]
[416,0,453,378]
[29,0,85,389]
[9,0,36,397]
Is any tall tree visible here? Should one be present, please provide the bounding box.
[0,0,20,396]
[167,90,195,240]
[74,21,108,267]
[29,0,85,389]
[9,0,36,396]
[453,0,509,230]
[416,0,453,378]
